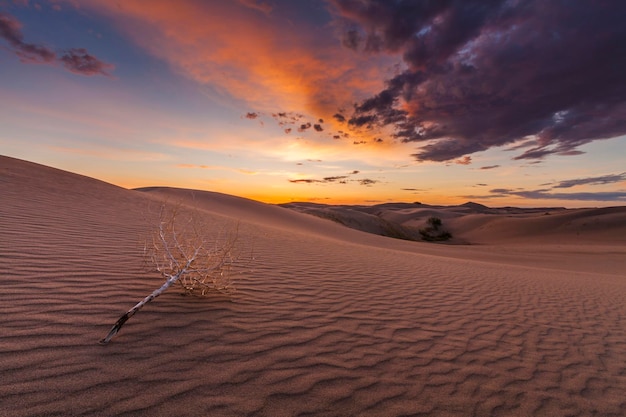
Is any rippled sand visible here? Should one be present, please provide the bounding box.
[2,155,625,416]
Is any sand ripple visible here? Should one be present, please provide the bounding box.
[2,156,625,416]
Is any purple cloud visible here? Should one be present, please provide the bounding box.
[289,173,379,186]
[298,122,312,132]
[60,48,114,76]
[330,0,626,162]
[333,113,346,123]
[487,189,626,202]
[358,178,378,186]
[323,176,349,182]
[289,179,323,184]
[0,12,55,63]
[464,172,626,202]
[0,12,113,76]
[552,173,626,189]
[237,0,273,15]
[454,156,472,165]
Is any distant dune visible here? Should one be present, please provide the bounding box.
[2,154,625,417]
[280,201,626,245]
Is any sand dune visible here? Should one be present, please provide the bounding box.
[281,201,626,245]
[1,155,625,417]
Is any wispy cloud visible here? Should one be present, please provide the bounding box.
[358,178,378,186]
[244,112,260,119]
[288,178,322,184]
[0,12,113,76]
[237,0,273,15]
[454,156,472,165]
[77,0,387,121]
[288,169,378,186]
[552,173,626,189]
[485,189,626,202]
[0,11,55,63]
[331,0,626,162]
[463,172,626,202]
[323,175,349,183]
[59,48,114,76]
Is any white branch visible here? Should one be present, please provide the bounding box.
[99,205,247,344]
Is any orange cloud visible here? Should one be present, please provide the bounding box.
[68,1,391,120]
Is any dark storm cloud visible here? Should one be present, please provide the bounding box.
[0,12,113,76]
[330,0,626,162]
[341,27,361,50]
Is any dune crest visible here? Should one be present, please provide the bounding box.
[2,155,625,416]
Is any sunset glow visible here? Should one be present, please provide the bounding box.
[1,0,625,207]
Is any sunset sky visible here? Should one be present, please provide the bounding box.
[1,0,625,207]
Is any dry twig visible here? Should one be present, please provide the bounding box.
[99,204,245,344]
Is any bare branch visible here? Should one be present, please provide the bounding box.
[99,203,250,344]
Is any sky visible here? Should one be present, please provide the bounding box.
[1,0,625,207]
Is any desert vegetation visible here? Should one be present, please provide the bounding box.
[100,204,247,344]
[419,216,452,242]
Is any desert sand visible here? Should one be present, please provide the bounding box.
[1,154,625,417]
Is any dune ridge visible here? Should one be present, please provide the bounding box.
[280,201,626,245]
[1,155,625,416]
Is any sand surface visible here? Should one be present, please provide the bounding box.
[1,155,625,416]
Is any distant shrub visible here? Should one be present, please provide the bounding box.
[427,217,442,228]
[419,216,452,242]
